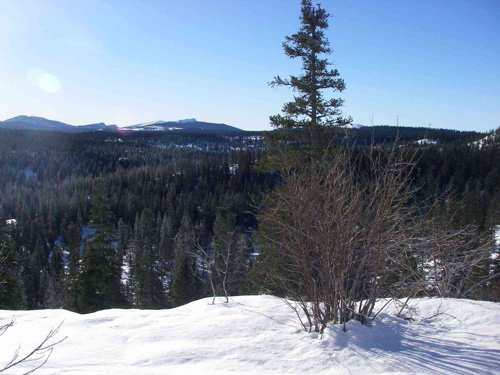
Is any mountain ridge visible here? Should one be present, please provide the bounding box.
[0,115,242,133]
[126,119,242,132]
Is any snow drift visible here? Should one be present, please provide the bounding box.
[1,296,499,374]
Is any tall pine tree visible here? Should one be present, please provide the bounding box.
[0,221,26,309]
[62,222,81,310]
[128,208,167,308]
[270,0,350,144]
[76,181,125,313]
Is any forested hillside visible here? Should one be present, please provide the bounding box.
[0,127,498,312]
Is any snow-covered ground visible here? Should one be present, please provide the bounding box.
[1,296,499,374]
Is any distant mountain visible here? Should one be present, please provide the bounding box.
[79,123,119,132]
[127,118,243,133]
[0,115,117,133]
[0,116,242,133]
[3,115,74,131]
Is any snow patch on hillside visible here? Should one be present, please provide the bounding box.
[415,138,438,145]
[341,123,364,129]
[1,296,499,374]
[470,128,499,149]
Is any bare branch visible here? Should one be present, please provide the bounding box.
[0,321,67,374]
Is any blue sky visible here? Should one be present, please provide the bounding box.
[0,0,498,131]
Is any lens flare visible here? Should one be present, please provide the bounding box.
[38,73,61,93]
[27,68,62,94]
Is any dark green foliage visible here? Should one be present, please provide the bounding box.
[62,222,81,310]
[0,222,26,309]
[24,238,48,309]
[128,208,167,308]
[270,0,350,144]
[170,215,202,306]
[45,245,64,308]
[0,129,271,310]
[159,214,175,266]
[76,245,124,313]
[0,126,497,309]
[76,183,125,313]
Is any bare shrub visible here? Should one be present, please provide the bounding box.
[254,145,494,333]
[415,224,493,298]
[192,230,248,304]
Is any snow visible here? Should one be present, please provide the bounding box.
[5,218,17,226]
[1,296,498,374]
[345,123,364,129]
[470,130,498,149]
[492,225,500,265]
[121,263,130,286]
[229,163,239,174]
[23,167,37,179]
[415,138,438,145]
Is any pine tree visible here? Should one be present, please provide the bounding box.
[25,237,47,308]
[270,0,350,144]
[116,218,129,260]
[0,223,26,309]
[159,214,175,266]
[170,214,201,306]
[47,245,64,308]
[76,181,124,313]
[63,222,81,310]
[128,208,167,308]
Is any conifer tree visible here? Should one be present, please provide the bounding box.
[170,214,201,306]
[128,208,167,308]
[47,245,64,308]
[25,237,47,308]
[76,182,124,313]
[116,218,129,260]
[0,223,26,309]
[159,214,175,266]
[270,0,350,144]
[62,222,81,310]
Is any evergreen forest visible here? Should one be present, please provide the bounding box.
[0,127,498,312]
